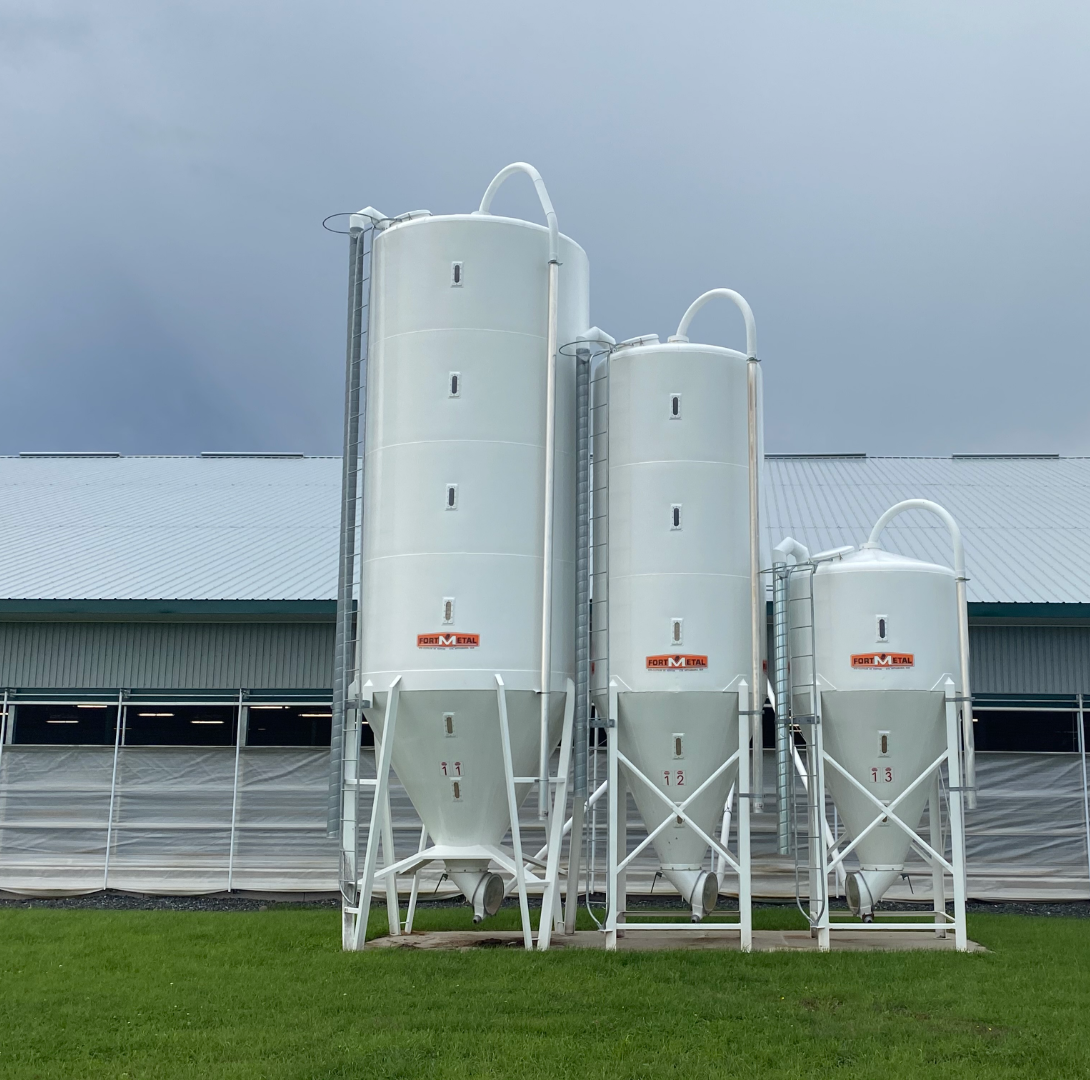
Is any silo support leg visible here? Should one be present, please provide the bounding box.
[944,680,968,952]
[350,676,401,951]
[538,681,575,951]
[929,778,946,937]
[404,825,428,934]
[382,789,400,937]
[496,675,534,951]
[563,794,584,936]
[605,679,620,951]
[738,680,752,953]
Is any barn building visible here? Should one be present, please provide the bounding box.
[0,451,1086,898]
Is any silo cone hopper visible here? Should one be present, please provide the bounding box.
[617,692,738,919]
[363,682,571,926]
[820,687,946,916]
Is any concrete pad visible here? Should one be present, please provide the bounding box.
[370,928,987,953]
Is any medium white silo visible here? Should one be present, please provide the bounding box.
[775,499,971,950]
[338,165,590,950]
[593,290,761,947]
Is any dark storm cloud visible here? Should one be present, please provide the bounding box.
[0,0,1087,455]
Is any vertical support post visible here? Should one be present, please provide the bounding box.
[227,689,245,892]
[341,682,366,950]
[929,776,946,937]
[404,824,428,934]
[381,784,400,937]
[956,571,976,810]
[1078,694,1090,893]
[746,355,764,811]
[0,690,8,865]
[0,689,8,778]
[563,791,584,935]
[615,774,627,936]
[605,678,620,951]
[944,678,968,952]
[539,681,575,950]
[496,675,533,951]
[538,259,561,819]
[738,680,752,952]
[813,696,830,951]
[350,676,400,951]
[102,690,125,892]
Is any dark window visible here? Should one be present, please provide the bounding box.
[246,705,333,747]
[125,705,237,746]
[13,704,115,745]
[973,710,1080,753]
[762,701,776,749]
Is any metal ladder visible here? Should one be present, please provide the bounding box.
[783,564,829,927]
[331,218,377,941]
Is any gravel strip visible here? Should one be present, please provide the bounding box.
[0,892,1086,918]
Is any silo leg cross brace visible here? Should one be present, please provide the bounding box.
[344,675,577,952]
[604,678,753,952]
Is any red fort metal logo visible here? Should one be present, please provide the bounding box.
[851,652,914,669]
[417,633,480,649]
[646,654,708,671]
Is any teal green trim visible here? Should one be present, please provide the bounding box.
[0,599,336,621]
[969,603,1090,621]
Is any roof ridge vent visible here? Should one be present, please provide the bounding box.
[952,453,1060,460]
[765,453,867,460]
[19,451,121,458]
[200,452,306,459]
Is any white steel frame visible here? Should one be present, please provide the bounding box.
[799,673,968,950]
[344,676,576,952]
[603,676,753,951]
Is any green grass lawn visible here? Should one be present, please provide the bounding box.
[0,905,1087,1079]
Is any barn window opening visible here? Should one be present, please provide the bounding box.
[13,704,115,745]
[247,704,335,747]
[126,705,237,746]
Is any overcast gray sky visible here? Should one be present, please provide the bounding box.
[1,0,1087,456]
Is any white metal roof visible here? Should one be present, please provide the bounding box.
[763,455,1090,604]
[0,453,1084,605]
[0,456,340,601]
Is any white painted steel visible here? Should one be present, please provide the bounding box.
[866,499,976,806]
[357,188,589,916]
[804,540,961,915]
[594,293,760,921]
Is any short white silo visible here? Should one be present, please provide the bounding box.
[592,290,762,949]
[775,499,971,950]
[336,165,590,950]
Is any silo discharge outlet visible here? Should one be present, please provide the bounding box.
[662,868,719,921]
[846,868,900,921]
[450,866,505,923]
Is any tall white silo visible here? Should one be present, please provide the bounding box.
[593,290,761,945]
[777,499,971,950]
[339,165,590,949]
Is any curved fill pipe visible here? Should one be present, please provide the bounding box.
[477,163,561,818]
[671,288,757,359]
[863,499,976,808]
[669,288,763,809]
